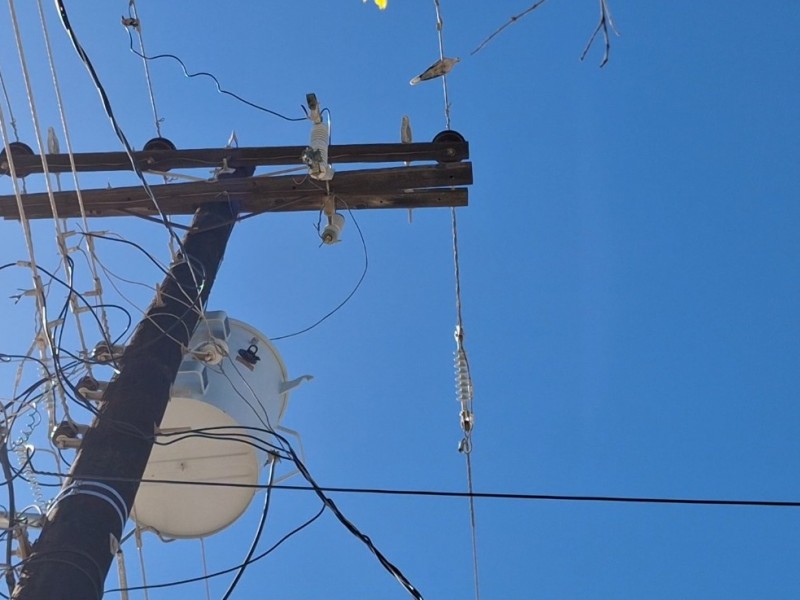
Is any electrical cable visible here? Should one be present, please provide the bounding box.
[8,0,97,386]
[215,425,423,599]
[122,26,307,123]
[271,200,369,341]
[0,444,16,593]
[34,0,113,339]
[0,68,19,142]
[426,2,480,597]
[103,504,326,594]
[221,458,277,600]
[127,0,163,138]
[30,464,800,508]
[53,0,187,256]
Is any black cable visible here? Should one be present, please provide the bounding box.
[31,464,800,508]
[154,423,420,599]
[81,232,172,277]
[154,430,290,459]
[0,443,17,594]
[103,504,326,594]
[123,25,307,123]
[54,0,186,254]
[221,462,276,599]
[268,429,423,600]
[14,551,103,599]
[272,200,369,340]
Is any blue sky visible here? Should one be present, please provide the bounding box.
[1,1,799,599]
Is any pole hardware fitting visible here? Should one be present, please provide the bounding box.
[51,420,87,449]
[237,344,261,366]
[76,374,100,392]
[432,130,466,163]
[77,376,109,402]
[142,137,177,171]
[320,196,345,245]
[91,341,125,364]
[0,141,35,177]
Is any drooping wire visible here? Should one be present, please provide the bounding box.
[271,199,369,341]
[220,457,277,600]
[0,442,17,594]
[121,27,306,123]
[142,424,423,598]
[104,505,326,594]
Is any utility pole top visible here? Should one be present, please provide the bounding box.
[6,117,474,598]
[0,135,471,220]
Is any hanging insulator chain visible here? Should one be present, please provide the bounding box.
[454,325,474,453]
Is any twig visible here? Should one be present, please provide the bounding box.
[580,0,619,68]
[470,0,550,56]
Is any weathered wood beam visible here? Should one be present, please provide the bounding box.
[0,163,472,220]
[0,140,469,176]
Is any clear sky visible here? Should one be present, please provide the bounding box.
[1,1,799,599]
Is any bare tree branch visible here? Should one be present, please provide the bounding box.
[580,0,620,68]
[470,0,550,56]
[471,0,619,67]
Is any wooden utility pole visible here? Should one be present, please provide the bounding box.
[3,127,471,598]
[11,198,240,599]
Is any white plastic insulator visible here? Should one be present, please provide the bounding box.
[321,212,345,245]
[309,121,334,181]
[454,348,472,408]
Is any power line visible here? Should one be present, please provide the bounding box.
[28,468,800,508]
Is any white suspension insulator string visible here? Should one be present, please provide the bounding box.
[128,0,164,138]
[429,2,479,599]
[35,0,112,343]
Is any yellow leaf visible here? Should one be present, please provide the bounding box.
[374,0,387,9]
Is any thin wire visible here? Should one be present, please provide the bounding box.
[199,538,211,600]
[16,0,101,429]
[429,2,479,598]
[30,465,800,508]
[0,78,52,436]
[132,514,150,600]
[104,505,326,594]
[221,458,277,599]
[54,0,186,255]
[271,199,369,341]
[127,0,163,137]
[432,0,452,129]
[122,28,306,123]
[35,0,112,341]
[0,69,19,141]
